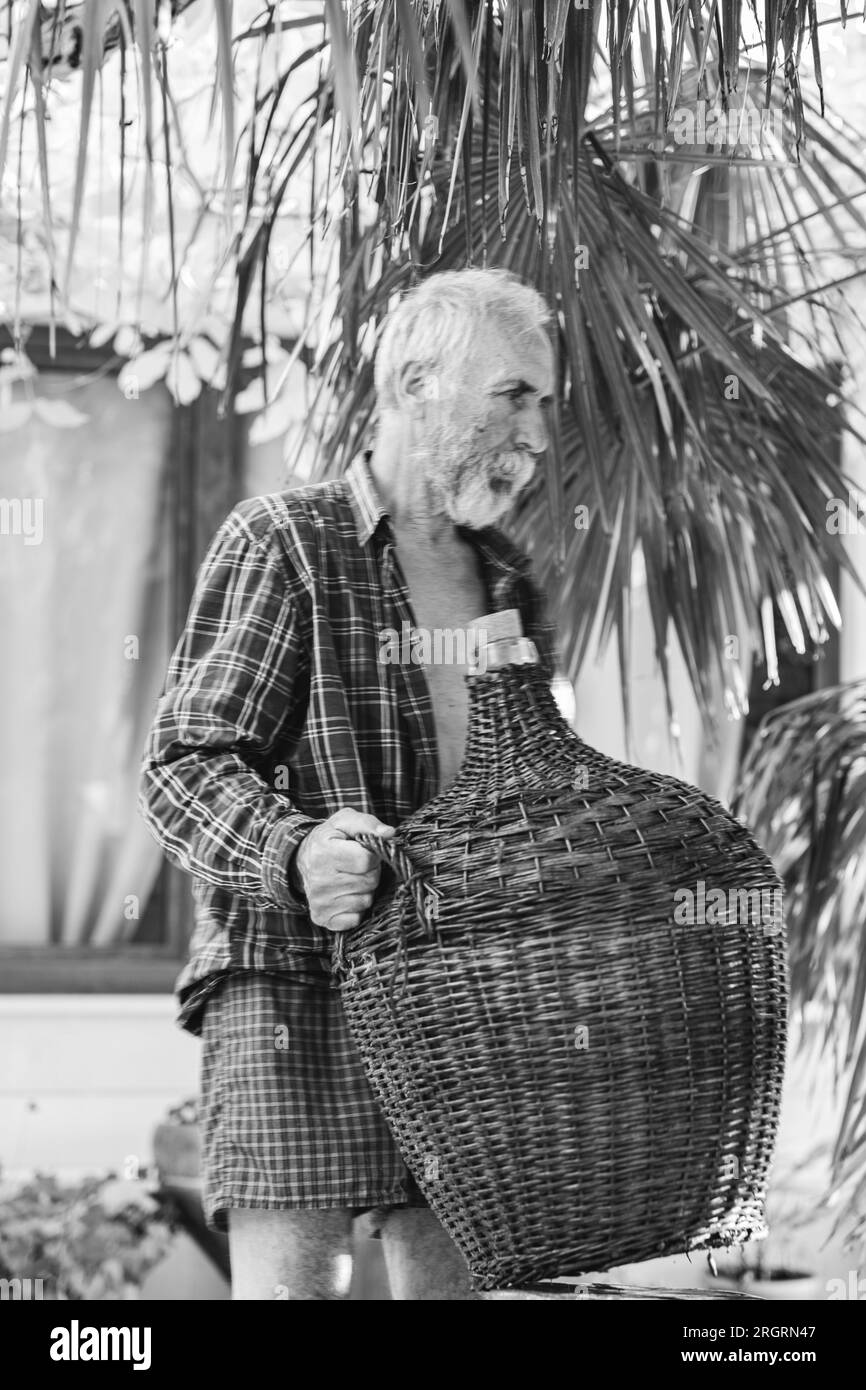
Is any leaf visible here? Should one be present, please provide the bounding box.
[242,338,289,368]
[234,377,267,414]
[117,342,173,394]
[32,398,89,428]
[131,0,156,312]
[0,0,40,181]
[89,322,119,349]
[324,0,362,170]
[733,677,866,1242]
[28,18,58,329]
[187,335,224,382]
[214,0,236,194]
[63,308,85,338]
[63,0,110,294]
[442,0,481,122]
[248,391,298,445]
[393,0,431,124]
[438,2,484,251]
[113,326,143,358]
[165,351,201,406]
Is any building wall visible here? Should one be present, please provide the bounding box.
[0,996,199,1176]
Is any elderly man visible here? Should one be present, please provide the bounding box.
[140,267,557,1300]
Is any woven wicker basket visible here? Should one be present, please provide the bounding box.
[333,618,787,1292]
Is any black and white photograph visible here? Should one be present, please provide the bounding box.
[1,0,865,1347]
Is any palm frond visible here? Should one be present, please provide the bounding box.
[286,32,866,732]
[734,682,866,1253]
[215,0,237,198]
[0,0,40,186]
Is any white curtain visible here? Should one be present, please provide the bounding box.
[0,373,172,946]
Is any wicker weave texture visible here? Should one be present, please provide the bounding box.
[335,663,788,1291]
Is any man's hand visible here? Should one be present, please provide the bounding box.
[292,809,396,932]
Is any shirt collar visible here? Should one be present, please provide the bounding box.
[344,449,535,583]
[458,523,535,581]
[345,452,389,546]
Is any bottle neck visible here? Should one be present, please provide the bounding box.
[453,662,582,789]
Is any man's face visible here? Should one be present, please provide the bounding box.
[416,322,554,529]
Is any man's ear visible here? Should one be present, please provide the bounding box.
[394,361,442,406]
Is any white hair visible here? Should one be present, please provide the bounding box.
[374,268,552,412]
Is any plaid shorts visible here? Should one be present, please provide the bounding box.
[197,970,427,1233]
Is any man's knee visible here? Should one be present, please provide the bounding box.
[378,1207,480,1301]
[227,1207,355,1301]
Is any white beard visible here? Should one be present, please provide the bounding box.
[433,448,537,529]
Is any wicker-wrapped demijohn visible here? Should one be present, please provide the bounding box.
[333,610,787,1292]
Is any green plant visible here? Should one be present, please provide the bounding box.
[283,5,866,733]
[734,681,866,1259]
[0,1169,174,1300]
[1,3,865,727]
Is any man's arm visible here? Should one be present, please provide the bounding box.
[139,510,318,912]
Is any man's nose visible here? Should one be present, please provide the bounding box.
[515,401,549,456]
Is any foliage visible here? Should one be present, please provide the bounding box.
[734,681,866,1255]
[2,3,865,730]
[275,4,866,731]
[0,1169,174,1300]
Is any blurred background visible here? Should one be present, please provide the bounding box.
[1,0,865,1299]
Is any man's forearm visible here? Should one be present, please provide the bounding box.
[139,737,317,912]
[138,512,323,915]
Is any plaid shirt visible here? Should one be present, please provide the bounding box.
[140,454,557,1030]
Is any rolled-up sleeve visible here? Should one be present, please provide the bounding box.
[139,513,318,913]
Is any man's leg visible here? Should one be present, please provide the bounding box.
[228,1208,354,1301]
[378,1207,481,1301]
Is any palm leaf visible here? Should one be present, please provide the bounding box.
[288,37,866,728]
[0,0,41,182]
[324,0,362,170]
[27,19,57,332]
[215,0,237,197]
[62,0,112,295]
[734,682,866,1252]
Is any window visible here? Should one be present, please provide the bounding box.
[0,326,247,991]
